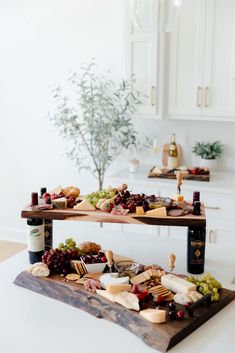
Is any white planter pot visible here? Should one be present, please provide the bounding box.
[199,158,218,171]
[128,159,140,173]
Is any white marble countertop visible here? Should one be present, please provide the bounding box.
[0,240,234,353]
[108,165,235,195]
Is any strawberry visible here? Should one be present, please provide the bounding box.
[131,284,139,294]
[136,293,144,301]
[154,294,165,304]
[141,290,149,299]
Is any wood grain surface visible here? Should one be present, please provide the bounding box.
[21,207,206,228]
[148,168,210,182]
[14,271,235,352]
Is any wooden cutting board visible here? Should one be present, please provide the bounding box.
[21,206,206,228]
[14,271,235,352]
[148,167,210,182]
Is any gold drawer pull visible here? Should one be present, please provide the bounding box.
[151,86,156,106]
[205,206,220,210]
[205,86,209,107]
[196,86,202,107]
[209,230,216,243]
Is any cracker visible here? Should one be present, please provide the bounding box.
[66,273,81,281]
[83,272,102,279]
[130,270,151,285]
[76,278,88,285]
[162,292,174,301]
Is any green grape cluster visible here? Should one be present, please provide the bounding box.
[58,237,77,251]
[86,188,117,207]
[187,273,222,301]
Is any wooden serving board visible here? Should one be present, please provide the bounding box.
[21,206,206,228]
[14,271,235,352]
[148,168,210,182]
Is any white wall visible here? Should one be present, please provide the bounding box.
[0,0,123,239]
[0,0,234,242]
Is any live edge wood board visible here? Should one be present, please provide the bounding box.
[14,271,235,352]
[21,206,206,228]
[148,168,210,182]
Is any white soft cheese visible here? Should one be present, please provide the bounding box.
[161,274,196,294]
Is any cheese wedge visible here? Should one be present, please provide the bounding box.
[51,197,67,209]
[140,308,166,323]
[161,274,196,294]
[73,199,95,211]
[106,283,131,294]
[114,292,139,311]
[146,207,167,217]
[96,290,116,302]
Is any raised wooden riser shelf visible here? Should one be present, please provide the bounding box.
[21,206,206,228]
[14,271,235,352]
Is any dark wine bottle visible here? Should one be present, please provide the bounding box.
[27,192,44,264]
[187,226,206,274]
[40,187,53,251]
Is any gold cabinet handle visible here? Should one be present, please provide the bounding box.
[205,206,220,210]
[208,230,216,243]
[205,86,209,107]
[196,86,202,107]
[151,86,156,106]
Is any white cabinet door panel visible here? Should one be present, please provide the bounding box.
[167,0,205,117]
[203,0,235,118]
[125,0,159,118]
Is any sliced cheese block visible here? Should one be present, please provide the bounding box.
[174,291,203,305]
[161,274,196,294]
[51,197,67,209]
[146,207,167,217]
[140,308,166,323]
[96,290,116,302]
[130,270,151,285]
[106,283,131,294]
[73,199,95,211]
[100,273,129,289]
[114,292,139,311]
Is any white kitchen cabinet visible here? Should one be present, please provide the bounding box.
[124,0,161,118]
[167,0,235,121]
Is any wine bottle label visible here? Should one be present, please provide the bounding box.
[167,156,178,169]
[190,239,205,265]
[27,224,45,252]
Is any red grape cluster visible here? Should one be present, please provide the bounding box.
[42,248,78,274]
[82,252,107,264]
[114,190,149,213]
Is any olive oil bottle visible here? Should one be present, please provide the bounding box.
[167,133,179,169]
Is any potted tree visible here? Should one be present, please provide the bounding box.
[192,140,224,170]
[49,61,142,190]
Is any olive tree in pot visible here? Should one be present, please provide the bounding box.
[192,140,224,170]
[49,62,142,190]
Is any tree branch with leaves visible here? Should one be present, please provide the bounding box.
[49,61,142,190]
